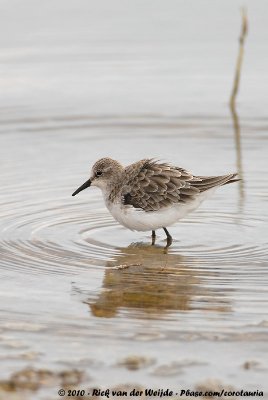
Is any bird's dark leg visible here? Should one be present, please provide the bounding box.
[163,227,172,247]
[151,230,156,245]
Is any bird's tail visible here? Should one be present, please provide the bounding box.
[192,173,241,192]
[222,174,241,186]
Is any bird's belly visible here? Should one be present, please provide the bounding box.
[106,194,210,232]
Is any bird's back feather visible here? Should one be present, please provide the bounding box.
[121,159,239,212]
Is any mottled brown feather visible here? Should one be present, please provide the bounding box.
[122,159,239,212]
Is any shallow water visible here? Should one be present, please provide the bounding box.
[1,115,268,397]
[1,0,268,399]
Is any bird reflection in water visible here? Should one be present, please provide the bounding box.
[82,243,232,318]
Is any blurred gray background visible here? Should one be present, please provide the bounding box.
[0,0,267,119]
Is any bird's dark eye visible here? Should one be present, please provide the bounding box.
[96,171,102,177]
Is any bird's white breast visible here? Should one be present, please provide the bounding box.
[104,189,215,232]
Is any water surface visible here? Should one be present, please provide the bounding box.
[1,0,268,398]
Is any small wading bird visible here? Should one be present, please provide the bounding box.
[72,158,240,247]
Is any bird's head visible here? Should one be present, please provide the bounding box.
[72,158,124,196]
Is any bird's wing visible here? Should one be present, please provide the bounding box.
[122,159,198,211]
[122,159,238,212]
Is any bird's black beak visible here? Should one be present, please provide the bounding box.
[72,178,91,196]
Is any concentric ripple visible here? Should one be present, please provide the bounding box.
[1,155,268,277]
[0,117,268,358]
[0,193,116,275]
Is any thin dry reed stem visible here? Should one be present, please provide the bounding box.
[230,8,248,109]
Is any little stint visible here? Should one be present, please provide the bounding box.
[72,158,240,247]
